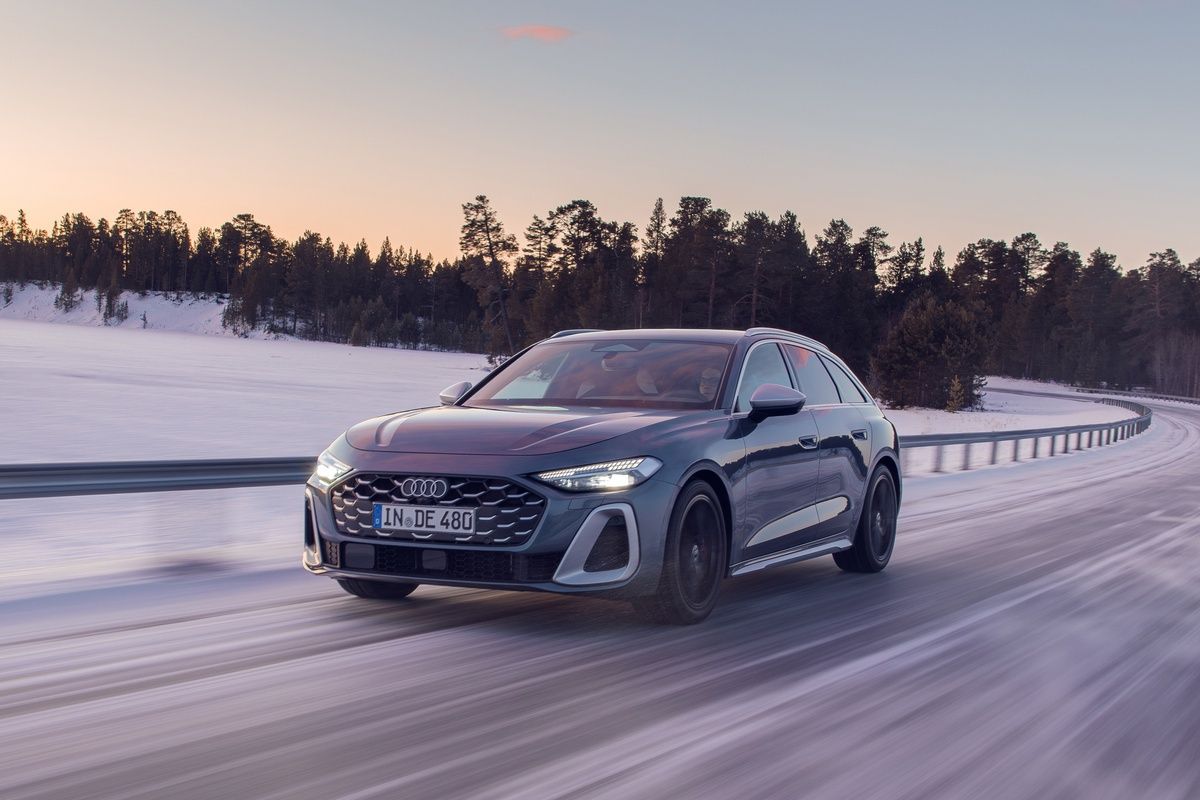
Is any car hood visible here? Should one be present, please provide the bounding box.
[346,405,694,456]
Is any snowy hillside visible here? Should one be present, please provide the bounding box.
[0,318,489,464]
[0,283,269,338]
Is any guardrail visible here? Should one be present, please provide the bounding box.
[0,457,314,500]
[0,400,1153,498]
[1073,386,1200,405]
[899,398,1152,473]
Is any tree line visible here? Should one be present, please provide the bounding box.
[2,199,1198,406]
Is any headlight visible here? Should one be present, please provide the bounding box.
[533,457,662,492]
[311,450,352,489]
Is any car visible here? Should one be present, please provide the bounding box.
[303,327,901,624]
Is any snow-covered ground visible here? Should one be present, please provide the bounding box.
[0,283,268,338]
[884,376,1132,435]
[0,318,487,463]
[0,318,1149,598]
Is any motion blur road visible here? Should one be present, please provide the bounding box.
[2,396,1198,800]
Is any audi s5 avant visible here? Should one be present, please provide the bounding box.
[304,328,901,624]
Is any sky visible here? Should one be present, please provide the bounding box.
[2,0,1197,268]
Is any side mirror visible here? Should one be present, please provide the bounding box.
[748,383,806,419]
[439,380,473,406]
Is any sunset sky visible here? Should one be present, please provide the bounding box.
[2,0,1197,268]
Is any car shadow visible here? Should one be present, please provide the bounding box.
[319,557,907,645]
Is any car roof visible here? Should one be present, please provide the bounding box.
[548,327,831,353]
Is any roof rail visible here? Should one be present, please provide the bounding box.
[549,328,605,339]
[745,327,829,350]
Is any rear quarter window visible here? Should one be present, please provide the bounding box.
[821,356,870,404]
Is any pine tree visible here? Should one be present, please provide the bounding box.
[946,375,968,412]
[735,211,771,327]
[872,292,987,409]
[460,195,517,354]
[639,198,667,326]
[54,267,81,311]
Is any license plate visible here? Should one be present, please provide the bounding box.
[372,503,476,536]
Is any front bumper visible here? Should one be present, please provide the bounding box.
[303,471,675,596]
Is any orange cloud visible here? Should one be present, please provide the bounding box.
[502,24,573,43]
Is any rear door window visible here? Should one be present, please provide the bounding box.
[782,345,841,406]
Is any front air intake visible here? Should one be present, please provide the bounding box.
[583,516,630,572]
[334,542,563,583]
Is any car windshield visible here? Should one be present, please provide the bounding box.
[465,339,733,410]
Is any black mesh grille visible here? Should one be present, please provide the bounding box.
[320,537,340,567]
[331,474,547,546]
[584,517,629,572]
[345,542,562,583]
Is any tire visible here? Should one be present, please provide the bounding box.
[336,578,419,600]
[634,480,728,625]
[834,466,898,573]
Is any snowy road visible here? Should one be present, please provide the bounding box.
[2,396,1199,799]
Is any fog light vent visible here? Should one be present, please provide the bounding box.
[320,537,341,568]
[584,516,629,572]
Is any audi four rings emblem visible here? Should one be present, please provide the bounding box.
[401,477,449,499]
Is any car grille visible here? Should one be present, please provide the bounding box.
[330,473,547,546]
[339,542,562,583]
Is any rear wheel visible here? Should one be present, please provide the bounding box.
[833,466,898,573]
[336,578,419,600]
[635,481,727,625]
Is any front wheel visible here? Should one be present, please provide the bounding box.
[634,481,728,625]
[833,466,898,573]
[336,578,419,600]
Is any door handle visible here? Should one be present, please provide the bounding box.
[798,435,820,450]
[851,429,869,441]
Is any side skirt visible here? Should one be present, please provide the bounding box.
[728,534,853,577]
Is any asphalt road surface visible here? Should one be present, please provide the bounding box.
[2,397,1198,800]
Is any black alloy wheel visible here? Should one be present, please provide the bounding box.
[636,480,728,624]
[833,466,898,573]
